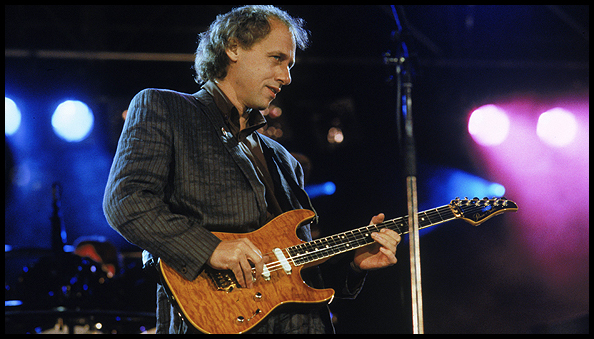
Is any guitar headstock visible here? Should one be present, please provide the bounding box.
[449,197,518,226]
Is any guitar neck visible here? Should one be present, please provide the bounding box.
[287,205,455,267]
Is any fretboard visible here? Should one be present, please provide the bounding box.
[286,205,455,266]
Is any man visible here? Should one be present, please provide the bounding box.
[103,5,400,334]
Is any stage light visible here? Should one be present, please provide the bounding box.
[470,94,589,304]
[423,167,506,205]
[51,100,94,142]
[488,182,506,197]
[305,181,336,199]
[536,108,578,147]
[443,169,505,199]
[327,127,344,144]
[468,104,510,146]
[5,97,21,135]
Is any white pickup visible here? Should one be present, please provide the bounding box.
[262,264,271,281]
[272,248,292,275]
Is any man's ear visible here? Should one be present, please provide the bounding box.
[225,38,240,62]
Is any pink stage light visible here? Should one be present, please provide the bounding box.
[536,107,578,147]
[469,94,589,311]
[468,104,510,146]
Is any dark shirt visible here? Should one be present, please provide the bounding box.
[202,81,284,221]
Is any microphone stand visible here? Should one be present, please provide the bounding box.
[51,182,67,254]
[384,5,424,334]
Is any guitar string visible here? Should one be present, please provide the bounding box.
[256,216,406,274]
[252,201,503,275]
[258,206,450,273]
[260,206,457,273]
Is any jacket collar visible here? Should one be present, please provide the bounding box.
[201,81,266,141]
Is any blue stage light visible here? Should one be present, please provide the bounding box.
[5,97,21,135]
[424,166,506,208]
[488,182,506,197]
[305,181,336,199]
[444,169,506,199]
[51,100,94,142]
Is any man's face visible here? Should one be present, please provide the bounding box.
[226,19,296,111]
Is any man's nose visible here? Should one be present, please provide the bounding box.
[277,67,291,86]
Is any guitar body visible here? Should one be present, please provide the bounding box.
[159,209,335,334]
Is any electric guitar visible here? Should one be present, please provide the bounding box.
[159,197,518,334]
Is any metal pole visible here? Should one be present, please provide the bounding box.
[402,64,424,334]
[387,5,424,333]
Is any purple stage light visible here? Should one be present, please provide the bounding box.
[536,107,578,148]
[468,104,510,146]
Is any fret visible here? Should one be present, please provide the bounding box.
[347,229,368,247]
[436,206,455,221]
[368,223,381,234]
[418,211,433,227]
[430,208,443,224]
[377,219,403,235]
[397,218,408,234]
[325,234,340,253]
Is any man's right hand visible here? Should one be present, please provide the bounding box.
[207,238,264,289]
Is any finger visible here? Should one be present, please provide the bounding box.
[238,254,254,289]
[370,213,385,225]
[371,231,399,251]
[230,262,247,289]
[379,247,398,265]
[253,256,264,281]
[380,228,401,244]
[240,240,264,281]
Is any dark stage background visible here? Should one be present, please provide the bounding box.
[5,5,589,333]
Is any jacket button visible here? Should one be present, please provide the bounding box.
[180,266,188,274]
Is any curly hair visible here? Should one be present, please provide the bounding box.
[194,5,309,84]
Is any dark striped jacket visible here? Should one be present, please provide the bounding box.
[103,88,312,281]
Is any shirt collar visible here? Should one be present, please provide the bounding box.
[202,80,267,140]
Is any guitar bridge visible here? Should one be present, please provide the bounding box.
[205,267,239,292]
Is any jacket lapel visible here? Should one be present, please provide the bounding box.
[192,90,268,224]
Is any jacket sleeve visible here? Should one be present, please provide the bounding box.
[102,89,220,281]
[318,252,367,299]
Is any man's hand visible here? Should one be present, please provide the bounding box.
[207,238,264,289]
[352,213,401,271]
